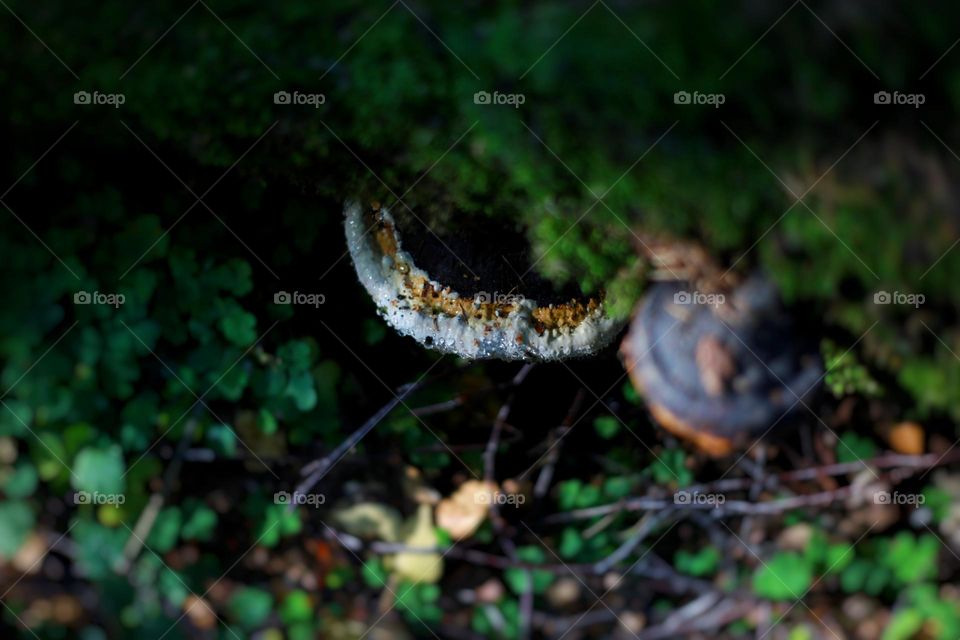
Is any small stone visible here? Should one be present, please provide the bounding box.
[475,578,505,603]
[777,523,813,551]
[12,533,48,573]
[547,577,581,608]
[183,595,217,630]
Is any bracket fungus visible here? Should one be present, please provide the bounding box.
[620,250,823,456]
[345,200,624,360]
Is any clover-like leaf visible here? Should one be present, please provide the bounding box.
[72,445,125,496]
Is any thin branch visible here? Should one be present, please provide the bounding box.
[544,450,960,523]
[533,389,585,500]
[294,379,426,502]
[484,363,534,640]
[118,415,199,573]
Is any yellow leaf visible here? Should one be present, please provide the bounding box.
[392,504,443,584]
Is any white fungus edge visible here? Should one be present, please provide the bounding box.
[344,200,624,361]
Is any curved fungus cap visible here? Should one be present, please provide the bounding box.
[345,200,624,360]
[620,276,823,456]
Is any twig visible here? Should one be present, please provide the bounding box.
[411,368,535,417]
[118,416,198,573]
[549,485,862,522]
[533,389,585,500]
[531,608,622,637]
[530,594,753,638]
[701,450,960,495]
[739,445,767,551]
[638,552,716,595]
[411,397,464,417]
[484,363,534,640]
[544,450,960,523]
[581,510,620,539]
[294,379,425,503]
[637,595,755,639]
[593,511,668,574]
[321,523,714,594]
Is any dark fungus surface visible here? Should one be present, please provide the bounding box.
[395,208,587,305]
[621,277,823,455]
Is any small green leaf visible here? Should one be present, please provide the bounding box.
[157,565,190,607]
[259,408,278,434]
[362,557,389,588]
[603,476,632,500]
[675,546,720,577]
[4,462,38,499]
[258,503,302,547]
[823,543,854,574]
[504,547,554,595]
[558,527,584,558]
[181,504,217,541]
[593,415,620,439]
[33,432,68,481]
[622,381,642,405]
[217,366,249,401]
[286,371,318,411]
[219,307,257,346]
[434,527,453,547]
[922,486,951,523]
[72,519,126,579]
[752,552,812,601]
[0,400,33,436]
[280,590,313,624]
[420,584,440,603]
[288,623,316,640]
[148,507,182,553]
[575,484,602,509]
[651,448,693,486]
[556,479,582,511]
[228,587,273,630]
[882,609,924,640]
[206,424,237,457]
[0,501,35,556]
[840,558,870,593]
[835,432,877,464]
[884,533,938,585]
[72,445,125,495]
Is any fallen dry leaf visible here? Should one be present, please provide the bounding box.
[888,421,924,455]
[392,503,443,584]
[331,502,403,542]
[435,479,498,540]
